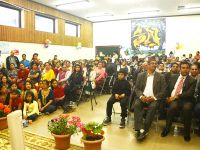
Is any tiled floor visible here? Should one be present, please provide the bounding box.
[24,94,200,150]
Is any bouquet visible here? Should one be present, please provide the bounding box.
[48,114,83,135]
[0,103,11,118]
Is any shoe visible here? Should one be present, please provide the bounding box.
[103,117,111,126]
[137,131,148,141]
[135,131,140,139]
[184,135,191,142]
[119,118,126,128]
[161,128,169,137]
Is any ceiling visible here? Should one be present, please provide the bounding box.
[31,0,200,22]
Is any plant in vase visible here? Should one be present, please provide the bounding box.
[0,103,11,130]
[81,122,105,150]
[48,114,82,150]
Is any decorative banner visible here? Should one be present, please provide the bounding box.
[131,18,166,54]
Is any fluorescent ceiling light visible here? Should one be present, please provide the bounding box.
[128,9,160,15]
[178,3,200,11]
[56,0,93,10]
[86,13,113,19]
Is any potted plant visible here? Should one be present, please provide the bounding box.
[48,114,83,150]
[0,103,11,130]
[81,122,105,150]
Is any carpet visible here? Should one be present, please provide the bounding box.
[0,129,83,150]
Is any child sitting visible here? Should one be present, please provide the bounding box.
[9,89,23,111]
[23,91,39,122]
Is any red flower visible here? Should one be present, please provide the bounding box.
[4,107,11,114]
[0,103,5,110]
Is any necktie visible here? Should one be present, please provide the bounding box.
[175,77,184,96]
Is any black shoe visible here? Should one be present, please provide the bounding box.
[103,117,111,126]
[161,128,169,137]
[137,131,148,141]
[184,135,191,142]
[119,118,126,128]
[135,131,140,139]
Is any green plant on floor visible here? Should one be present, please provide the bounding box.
[81,121,104,141]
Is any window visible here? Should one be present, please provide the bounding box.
[65,22,80,37]
[0,5,21,27]
[35,14,55,33]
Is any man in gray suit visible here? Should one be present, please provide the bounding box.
[134,57,166,141]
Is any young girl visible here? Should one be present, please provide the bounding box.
[51,79,65,109]
[23,91,39,122]
[22,81,38,101]
[9,89,23,111]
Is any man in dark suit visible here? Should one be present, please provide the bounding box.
[161,61,196,142]
[134,57,166,141]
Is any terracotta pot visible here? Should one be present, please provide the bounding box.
[52,133,71,150]
[81,136,105,150]
[0,117,8,130]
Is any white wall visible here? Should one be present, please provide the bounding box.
[93,15,200,57]
[0,41,95,62]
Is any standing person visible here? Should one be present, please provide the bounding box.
[38,80,56,114]
[161,61,196,142]
[23,91,39,122]
[133,57,166,141]
[20,54,30,69]
[103,69,131,128]
[6,50,20,70]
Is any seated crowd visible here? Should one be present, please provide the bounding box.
[1,50,200,143]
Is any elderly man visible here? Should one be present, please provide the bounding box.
[6,50,20,70]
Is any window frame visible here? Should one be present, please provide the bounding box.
[0,3,21,28]
[65,21,80,37]
[35,13,56,33]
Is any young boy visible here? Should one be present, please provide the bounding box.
[103,69,131,128]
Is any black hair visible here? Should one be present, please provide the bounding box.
[24,81,34,90]
[191,62,200,69]
[50,79,58,90]
[24,91,34,103]
[171,62,179,67]
[42,80,50,86]
[22,54,26,57]
[180,61,191,68]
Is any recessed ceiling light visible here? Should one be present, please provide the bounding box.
[86,13,114,19]
[56,0,93,10]
[128,9,160,15]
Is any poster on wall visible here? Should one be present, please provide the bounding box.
[0,42,9,54]
[131,18,166,55]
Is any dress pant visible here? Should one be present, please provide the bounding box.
[27,113,38,121]
[134,99,159,132]
[165,100,194,136]
[106,95,128,119]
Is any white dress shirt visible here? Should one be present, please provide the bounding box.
[171,75,186,97]
[143,73,156,99]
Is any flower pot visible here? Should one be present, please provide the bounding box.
[81,136,105,150]
[0,117,8,130]
[52,133,71,150]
